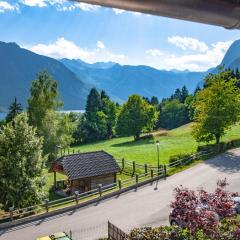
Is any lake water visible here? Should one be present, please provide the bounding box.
[0,112,6,120]
[0,110,84,120]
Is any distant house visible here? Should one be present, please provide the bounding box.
[51,151,120,194]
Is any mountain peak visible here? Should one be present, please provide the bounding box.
[220,39,240,68]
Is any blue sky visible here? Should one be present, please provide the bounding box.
[0,0,239,71]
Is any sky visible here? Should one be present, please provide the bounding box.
[0,0,239,71]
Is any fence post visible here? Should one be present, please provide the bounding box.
[78,149,80,154]
[45,198,49,213]
[135,174,139,185]
[132,161,136,175]
[122,158,125,170]
[98,184,102,198]
[145,164,148,176]
[151,169,154,178]
[118,179,122,190]
[9,206,14,221]
[164,165,167,177]
[73,149,75,154]
[74,191,79,204]
[68,149,70,155]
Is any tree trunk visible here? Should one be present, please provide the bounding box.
[215,134,220,144]
[134,133,140,141]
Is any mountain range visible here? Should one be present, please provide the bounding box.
[0,39,240,110]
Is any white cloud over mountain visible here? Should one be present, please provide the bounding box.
[146,38,233,71]
[24,37,126,63]
[168,36,209,52]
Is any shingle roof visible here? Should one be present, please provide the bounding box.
[55,151,120,180]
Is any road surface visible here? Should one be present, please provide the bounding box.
[1,148,240,240]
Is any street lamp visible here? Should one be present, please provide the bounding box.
[156,140,160,173]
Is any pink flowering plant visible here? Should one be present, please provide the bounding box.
[170,179,236,236]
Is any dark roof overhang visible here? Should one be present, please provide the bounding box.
[73,0,240,29]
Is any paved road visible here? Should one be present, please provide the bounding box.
[1,148,240,240]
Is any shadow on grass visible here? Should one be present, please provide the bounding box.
[111,137,155,148]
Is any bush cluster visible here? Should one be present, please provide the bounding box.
[128,217,240,240]
[169,153,193,165]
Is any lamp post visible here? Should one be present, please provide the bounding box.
[156,140,160,174]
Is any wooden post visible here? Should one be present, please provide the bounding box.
[145,164,148,176]
[163,165,167,177]
[45,199,49,212]
[68,149,70,155]
[78,149,80,153]
[135,174,139,184]
[122,158,125,170]
[118,179,122,190]
[9,207,14,221]
[132,161,136,175]
[73,149,75,154]
[70,180,73,194]
[151,169,154,178]
[74,191,79,204]
[54,171,57,190]
[98,184,102,198]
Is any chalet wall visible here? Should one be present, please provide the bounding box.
[91,173,115,189]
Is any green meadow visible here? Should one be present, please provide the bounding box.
[45,122,240,200]
[71,122,240,166]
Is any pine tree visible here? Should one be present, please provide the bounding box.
[150,96,159,105]
[6,97,23,123]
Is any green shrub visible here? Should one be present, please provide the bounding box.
[128,215,240,240]
[169,153,193,165]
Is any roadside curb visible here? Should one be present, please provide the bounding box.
[0,174,164,230]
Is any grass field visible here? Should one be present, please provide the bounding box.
[45,122,240,200]
[71,123,240,166]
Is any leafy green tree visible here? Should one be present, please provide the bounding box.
[193,71,240,144]
[28,71,62,129]
[116,95,158,141]
[159,99,189,129]
[75,88,117,143]
[6,98,23,123]
[41,111,74,159]
[0,113,45,210]
[185,95,195,121]
[102,95,117,138]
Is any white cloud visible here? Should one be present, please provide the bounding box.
[131,11,142,16]
[146,40,233,71]
[21,0,46,7]
[168,36,209,52]
[112,8,125,15]
[146,49,163,57]
[97,41,105,49]
[24,37,126,63]
[0,1,18,12]
[19,0,99,11]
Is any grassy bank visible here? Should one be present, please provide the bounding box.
[45,122,240,200]
[71,123,240,165]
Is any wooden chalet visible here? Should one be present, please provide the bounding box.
[51,151,120,194]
